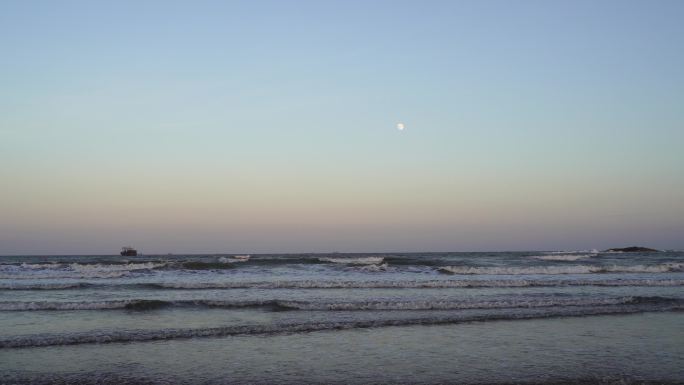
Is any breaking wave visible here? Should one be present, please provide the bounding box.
[2,301,682,348]
[0,262,167,279]
[544,249,599,255]
[438,263,684,275]
[0,271,129,280]
[68,262,167,272]
[530,254,596,261]
[218,256,250,264]
[318,256,385,265]
[355,263,389,272]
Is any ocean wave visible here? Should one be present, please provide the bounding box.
[0,299,170,311]
[3,278,684,291]
[0,262,167,279]
[318,256,385,265]
[530,254,596,261]
[1,262,167,272]
[141,278,684,290]
[0,271,130,279]
[355,263,389,272]
[218,256,250,264]
[0,282,91,290]
[0,299,295,312]
[1,296,679,312]
[2,301,682,348]
[67,262,167,272]
[438,263,684,275]
[544,249,599,255]
[275,296,682,311]
[15,263,62,269]
[180,262,236,270]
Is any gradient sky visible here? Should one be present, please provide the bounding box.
[1,0,683,254]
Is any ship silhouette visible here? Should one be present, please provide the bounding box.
[120,246,138,256]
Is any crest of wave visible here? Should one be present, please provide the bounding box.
[318,256,385,265]
[0,262,166,280]
[545,249,599,255]
[356,263,389,272]
[439,263,683,275]
[5,262,166,272]
[218,255,250,263]
[531,254,596,261]
[0,264,57,274]
[0,271,129,280]
[17,263,62,270]
[69,262,167,272]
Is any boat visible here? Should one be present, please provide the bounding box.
[233,255,251,261]
[120,246,138,256]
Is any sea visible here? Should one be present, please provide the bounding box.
[1,250,683,384]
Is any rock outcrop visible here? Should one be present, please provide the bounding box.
[604,246,659,253]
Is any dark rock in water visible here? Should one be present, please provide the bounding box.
[604,246,659,253]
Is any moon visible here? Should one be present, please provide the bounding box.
[396,122,405,131]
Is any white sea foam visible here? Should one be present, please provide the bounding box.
[68,262,167,272]
[438,263,684,275]
[18,263,62,269]
[544,249,599,255]
[0,271,129,279]
[0,262,166,280]
[530,254,596,261]
[318,256,385,265]
[218,256,250,263]
[356,263,389,272]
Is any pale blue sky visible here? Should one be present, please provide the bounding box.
[1,0,683,254]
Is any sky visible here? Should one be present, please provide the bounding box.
[1,0,683,254]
